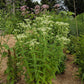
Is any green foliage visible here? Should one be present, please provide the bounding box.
[66,13,84,55]
[1,14,70,84]
[0,43,20,84]
[64,0,84,14]
[75,35,84,81]
[76,13,84,35]
[0,11,23,35]
[0,0,5,8]
[67,35,78,54]
[51,12,84,36]
[61,12,84,82]
[66,13,84,36]
[14,15,69,84]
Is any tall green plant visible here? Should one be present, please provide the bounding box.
[14,15,69,84]
[1,14,69,84]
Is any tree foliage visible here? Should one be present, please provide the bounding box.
[0,0,6,8]
[0,0,36,9]
[64,0,84,14]
[25,0,34,8]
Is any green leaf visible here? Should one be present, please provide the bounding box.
[7,75,10,80]
[2,44,9,50]
[10,80,15,84]
[2,51,7,57]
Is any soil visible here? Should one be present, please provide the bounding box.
[0,35,16,84]
[0,35,82,84]
[52,55,82,84]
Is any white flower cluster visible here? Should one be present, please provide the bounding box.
[17,34,27,40]
[24,19,31,24]
[37,27,52,35]
[16,14,70,48]
[35,14,53,24]
[55,21,69,37]
[56,22,69,26]
[25,39,40,48]
[33,15,54,35]
[56,35,70,45]
[13,29,20,33]
[18,19,32,30]
[36,17,44,21]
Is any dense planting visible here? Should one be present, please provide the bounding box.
[1,14,69,84]
[0,1,84,83]
[75,35,84,81]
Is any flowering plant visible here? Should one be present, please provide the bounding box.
[2,14,70,84]
[20,5,29,16]
[13,14,70,84]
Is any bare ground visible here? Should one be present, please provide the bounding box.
[0,35,16,84]
[52,55,81,84]
[0,35,82,84]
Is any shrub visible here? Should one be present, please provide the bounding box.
[67,35,78,54]
[0,12,23,35]
[76,35,84,81]
[1,14,69,84]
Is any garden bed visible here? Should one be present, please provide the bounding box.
[0,35,82,84]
